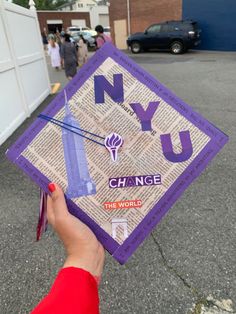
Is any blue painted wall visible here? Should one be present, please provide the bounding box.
[182,0,236,51]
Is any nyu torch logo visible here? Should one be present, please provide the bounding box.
[109,174,161,189]
[104,133,123,162]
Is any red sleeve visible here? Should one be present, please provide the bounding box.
[31,267,99,314]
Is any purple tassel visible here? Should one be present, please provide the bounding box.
[36,189,48,241]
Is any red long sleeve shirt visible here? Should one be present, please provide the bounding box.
[31,267,99,314]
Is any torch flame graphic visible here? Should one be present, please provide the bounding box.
[104,133,123,162]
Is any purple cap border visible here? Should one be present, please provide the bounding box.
[6,43,229,264]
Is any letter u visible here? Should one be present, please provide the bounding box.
[160,130,193,162]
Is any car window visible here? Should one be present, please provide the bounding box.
[177,24,195,31]
[162,24,184,32]
[146,24,161,33]
[70,28,80,32]
[161,25,175,32]
[161,25,168,32]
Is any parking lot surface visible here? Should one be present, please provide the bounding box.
[0,49,235,314]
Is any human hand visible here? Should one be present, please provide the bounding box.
[47,183,105,277]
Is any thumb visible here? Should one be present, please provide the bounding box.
[48,183,68,218]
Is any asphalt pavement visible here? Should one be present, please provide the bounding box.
[0,49,235,314]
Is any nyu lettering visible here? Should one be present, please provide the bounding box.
[94,74,124,103]
[160,130,193,162]
[94,74,194,163]
[129,101,160,131]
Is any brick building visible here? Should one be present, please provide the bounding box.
[109,0,181,49]
[109,0,236,51]
[37,11,90,33]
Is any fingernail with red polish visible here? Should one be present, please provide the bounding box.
[48,183,56,193]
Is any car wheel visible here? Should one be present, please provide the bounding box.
[170,41,184,54]
[131,41,142,54]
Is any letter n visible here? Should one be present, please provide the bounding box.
[160,130,193,162]
[94,74,124,103]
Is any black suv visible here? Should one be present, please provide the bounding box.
[127,20,201,54]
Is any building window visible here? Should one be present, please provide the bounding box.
[78,3,83,7]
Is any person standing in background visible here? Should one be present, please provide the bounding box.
[47,38,61,71]
[55,31,63,68]
[95,25,112,49]
[60,34,78,80]
[78,34,88,67]
[41,31,48,50]
[55,31,62,51]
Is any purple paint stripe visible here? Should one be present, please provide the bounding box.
[15,156,119,255]
[6,48,109,163]
[100,43,228,143]
[112,137,228,264]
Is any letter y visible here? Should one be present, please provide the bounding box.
[130,101,160,131]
